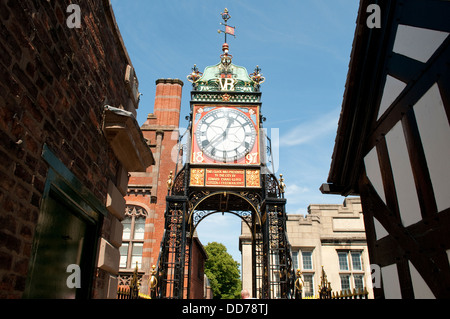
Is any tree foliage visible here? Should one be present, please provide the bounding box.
[204,242,241,299]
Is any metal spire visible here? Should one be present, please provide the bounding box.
[218,8,236,44]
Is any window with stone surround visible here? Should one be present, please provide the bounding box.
[120,205,148,270]
[293,248,315,297]
[337,250,365,291]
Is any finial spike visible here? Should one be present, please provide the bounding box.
[218,8,236,44]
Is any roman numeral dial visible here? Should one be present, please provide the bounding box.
[195,107,257,163]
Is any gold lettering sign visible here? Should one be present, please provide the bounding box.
[205,169,245,187]
[190,168,260,188]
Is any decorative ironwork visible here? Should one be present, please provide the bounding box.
[187,9,264,96]
[331,287,369,299]
[239,191,263,210]
[156,171,293,299]
[260,200,295,299]
[263,173,283,198]
[187,64,203,87]
[218,8,235,44]
[220,8,231,23]
[219,43,233,71]
[249,65,266,90]
[318,267,332,299]
[117,262,141,299]
[171,166,187,196]
[192,92,261,103]
[156,198,188,299]
[154,8,292,300]
[192,210,253,230]
[188,190,211,211]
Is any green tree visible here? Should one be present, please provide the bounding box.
[204,242,242,299]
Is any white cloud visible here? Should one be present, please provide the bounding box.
[285,183,309,199]
[279,108,340,147]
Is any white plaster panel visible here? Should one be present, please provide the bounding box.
[377,75,407,120]
[373,217,389,240]
[413,83,450,212]
[364,147,386,204]
[381,264,402,299]
[408,261,435,299]
[385,121,422,227]
[393,24,448,63]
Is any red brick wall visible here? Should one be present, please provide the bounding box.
[189,237,207,299]
[0,0,139,298]
[125,79,183,293]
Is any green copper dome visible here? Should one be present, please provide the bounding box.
[187,43,265,94]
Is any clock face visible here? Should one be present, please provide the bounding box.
[195,107,257,163]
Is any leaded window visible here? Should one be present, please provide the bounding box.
[119,205,148,270]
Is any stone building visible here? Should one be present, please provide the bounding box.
[240,198,374,298]
[0,0,153,298]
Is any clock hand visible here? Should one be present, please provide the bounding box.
[208,129,227,148]
[223,118,236,139]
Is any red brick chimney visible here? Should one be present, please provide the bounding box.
[145,78,184,127]
[125,78,183,294]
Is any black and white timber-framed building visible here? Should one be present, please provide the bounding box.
[321,0,450,298]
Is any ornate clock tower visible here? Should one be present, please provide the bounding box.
[153,9,295,299]
[188,42,263,188]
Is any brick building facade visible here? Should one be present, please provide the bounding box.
[120,78,210,298]
[120,78,184,292]
[0,0,153,298]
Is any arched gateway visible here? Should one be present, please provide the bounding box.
[153,9,295,299]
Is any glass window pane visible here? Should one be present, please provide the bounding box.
[122,218,131,240]
[292,251,299,271]
[338,252,348,271]
[131,256,142,269]
[131,243,143,269]
[303,274,314,297]
[340,275,350,291]
[351,252,362,270]
[302,251,312,270]
[354,275,364,289]
[133,218,145,240]
[119,243,129,268]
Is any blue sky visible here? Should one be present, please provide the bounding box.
[111,0,360,266]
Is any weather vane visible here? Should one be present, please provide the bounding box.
[218,8,236,43]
